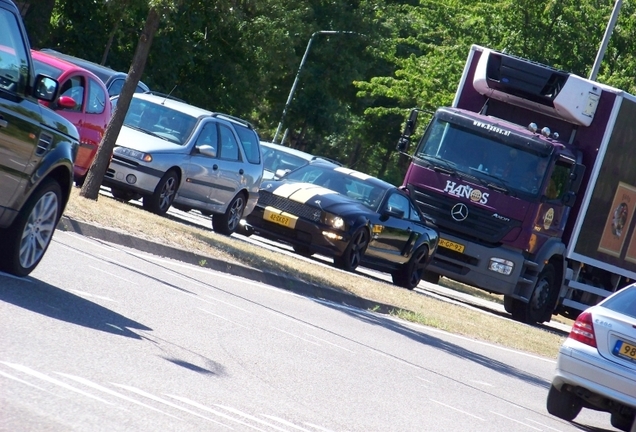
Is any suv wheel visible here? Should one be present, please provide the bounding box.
[212,193,245,235]
[0,179,62,276]
[143,170,178,215]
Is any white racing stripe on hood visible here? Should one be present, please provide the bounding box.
[273,183,336,203]
[334,166,371,180]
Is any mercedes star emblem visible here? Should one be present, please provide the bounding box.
[451,203,469,222]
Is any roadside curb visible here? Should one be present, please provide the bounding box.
[57,216,400,314]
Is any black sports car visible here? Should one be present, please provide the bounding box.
[242,161,439,289]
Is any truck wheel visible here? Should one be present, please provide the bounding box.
[546,384,582,421]
[0,179,62,277]
[392,245,429,290]
[212,193,245,235]
[512,264,557,324]
[143,170,179,215]
[334,228,369,272]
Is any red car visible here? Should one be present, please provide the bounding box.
[31,50,112,185]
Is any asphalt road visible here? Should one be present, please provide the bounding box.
[0,230,616,431]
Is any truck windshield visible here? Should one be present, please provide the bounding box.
[415,118,549,196]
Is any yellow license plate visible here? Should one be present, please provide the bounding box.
[614,340,636,360]
[439,238,465,253]
[264,208,297,229]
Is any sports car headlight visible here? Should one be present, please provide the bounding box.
[331,216,345,230]
[114,146,153,162]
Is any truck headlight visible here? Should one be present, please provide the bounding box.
[114,146,152,162]
[488,258,514,275]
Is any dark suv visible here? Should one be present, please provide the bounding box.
[0,0,79,276]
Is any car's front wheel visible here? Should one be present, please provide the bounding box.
[392,245,429,289]
[212,193,245,235]
[334,227,369,271]
[546,385,582,421]
[143,170,179,215]
[0,179,62,277]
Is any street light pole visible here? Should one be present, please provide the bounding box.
[273,30,358,144]
[590,0,622,81]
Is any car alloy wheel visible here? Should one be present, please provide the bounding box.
[334,227,369,272]
[0,179,61,276]
[143,170,179,215]
[392,245,429,290]
[212,193,245,236]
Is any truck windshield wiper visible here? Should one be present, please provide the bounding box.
[421,155,459,175]
[468,167,514,195]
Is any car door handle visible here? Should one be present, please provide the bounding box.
[0,117,8,128]
[213,164,218,170]
[239,169,244,175]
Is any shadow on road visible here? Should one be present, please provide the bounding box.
[0,274,152,339]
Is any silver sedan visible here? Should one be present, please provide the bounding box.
[547,284,636,431]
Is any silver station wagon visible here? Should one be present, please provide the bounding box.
[103,93,263,235]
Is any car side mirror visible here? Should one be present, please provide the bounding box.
[561,191,577,207]
[197,144,217,157]
[33,74,59,102]
[274,168,289,180]
[57,96,77,110]
[383,206,405,219]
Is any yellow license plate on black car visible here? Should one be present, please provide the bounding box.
[614,340,636,360]
[439,238,465,253]
[264,208,298,229]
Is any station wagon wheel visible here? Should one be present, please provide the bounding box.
[0,179,61,277]
[143,170,179,215]
[212,193,245,236]
[392,245,429,290]
[334,227,369,272]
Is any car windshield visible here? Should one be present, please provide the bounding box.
[262,146,309,173]
[284,165,388,210]
[32,58,62,79]
[113,97,197,145]
[600,285,636,319]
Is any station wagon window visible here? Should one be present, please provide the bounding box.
[108,78,124,97]
[195,123,218,157]
[0,10,30,94]
[86,78,106,114]
[234,124,260,164]
[60,76,85,112]
[219,124,240,161]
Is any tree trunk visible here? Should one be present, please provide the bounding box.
[80,7,160,201]
[20,0,56,48]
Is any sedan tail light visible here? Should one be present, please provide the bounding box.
[569,311,597,347]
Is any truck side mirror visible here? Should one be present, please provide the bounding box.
[396,109,419,152]
[569,163,586,194]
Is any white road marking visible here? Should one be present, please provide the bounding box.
[165,395,267,431]
[416,376,432,383]
[198,308,250,329]
[524,418,563,431]
[302,422,338,432]
[0,362,114,405]
[0,370,59,395]
[490,411,541,430]
[303,333,355,353]
[204,295,252,313]
[260,414,312,431]
[89,265,138,285]
[213,404,292,432]
[111,383,232,428]
[67,289,116,302]
[272,327,321,346]
[429,399,485,421]
[56,373,180,419]
[470,380,494,387]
